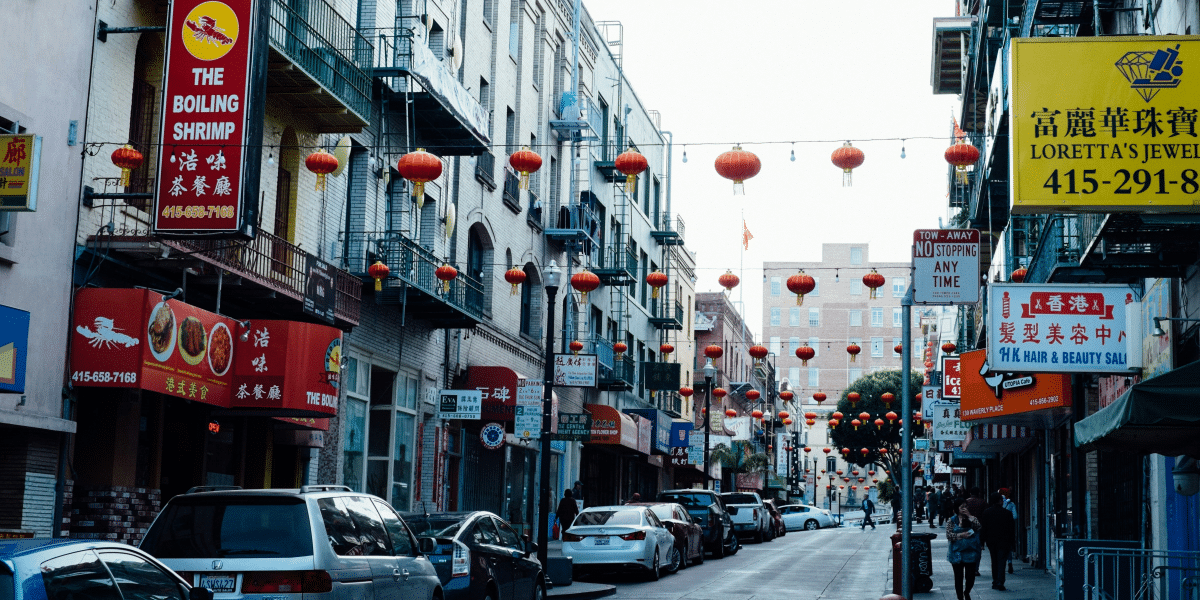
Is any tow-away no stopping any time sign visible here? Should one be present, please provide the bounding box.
[912,229,981,305]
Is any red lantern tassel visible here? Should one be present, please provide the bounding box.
[733,179,744,195]
[374,278,382,292]
[956,166,969,185]
[795,293,804,306]
[626,174,637,194]
[652,287,660,299]
[414,182,426,209]
[511,282,519,295]
[120,168,131,188]
[520,171,530,189]
[315,173,326,191]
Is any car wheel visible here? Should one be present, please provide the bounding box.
[531,576,547,600]
[668,544,682,573]
[729,535,740,555]
[648,549,661,581]
[712,529,726,559]
[754,528,764,543]
[484,589,498,600]
[695,539,705,564]
[804,519,819,531]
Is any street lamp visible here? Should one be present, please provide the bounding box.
[536,260,561,569]
[703,358,716,490]
[1152,316,1200,337]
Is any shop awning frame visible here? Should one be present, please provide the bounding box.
[1075,360,1200,458]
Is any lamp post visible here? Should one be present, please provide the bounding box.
[703,358,716,490]
[536,260,561,569]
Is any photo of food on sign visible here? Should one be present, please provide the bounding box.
[208,322,232,376]
[147,303,176,361]
[178,316,207,365]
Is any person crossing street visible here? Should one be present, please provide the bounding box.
[861,496,876,530]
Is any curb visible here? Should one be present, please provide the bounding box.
[546,583,618,599]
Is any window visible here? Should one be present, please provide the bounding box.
[850,310,862,327]
[811,277,820,296]
[428,23,445,59]
[770,307,781,326]
[40,551,121,600]
[769,336,781,356]
[849,368,862,382]
[893,307,903,327]
[850,247,863,265]
[374,499,417,556]
[871,307,883,327]
[770,277,781,296]
[871,337,884,357]
[483,0,497,27]
[479,78,491,135]
[520,265,535,336]
[789,337,800,354]
[850,279,863,296]
[98,551,186,600]
[808,368,819,387]
[808,308,820,327]
[343,398,367,491]
[789,307,801,327]
[504,107,516,154]
[808,337,819,357]
[892,337,902,357]
[508,0,520,57]
[788,367,800,386]
[893,277,906,298]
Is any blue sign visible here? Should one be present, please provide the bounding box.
[624,409,671,454]
[0,304,30,393]
[669,421,694,447]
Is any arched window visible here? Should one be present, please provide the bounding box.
[466,226,493,314]
[519,263,542,339]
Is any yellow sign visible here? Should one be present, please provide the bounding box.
[1011,36,1200,214]
[181,1,239,61]
[0,134,40,211]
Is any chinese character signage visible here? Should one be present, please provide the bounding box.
[688,431,705,465]
[154,0,262,234]
[557,413,592,441]
[941,357,961,399]
[959,349,1072,423]
[626,409,672,454]
[71,289,234,406]
[931,400,968,441]
[921,386,942,421]
[302,255,336,324]
[641,361,681,391]
[437,390,482,420]
[553,354,597,388]
[0,304,30,393]
[0,134,41,212]
[912,229,980,304]
[514,380,542,438]
[1011,37,1200,214]
[230,319,342,417]
[987,284,1141,374]
[466,366,520,421]
[670,421,693,447]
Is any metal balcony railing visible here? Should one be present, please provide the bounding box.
[527,189,543,230]
[595,244,637,282]
[502,169,521,212]
[1025,214,1105,283]
[475,151,496,190]
[659,391,682,416]
[588,334,635,389]
[267,0,373,122]
[341,231,484,321]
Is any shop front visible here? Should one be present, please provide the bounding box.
[581,403,645,506]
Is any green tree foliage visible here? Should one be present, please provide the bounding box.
[710,441,769,474]
[877,478,897,503]
[827,369,923,482]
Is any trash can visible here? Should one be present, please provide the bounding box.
[891,532,937,594]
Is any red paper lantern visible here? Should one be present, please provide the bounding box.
[914,413,924,425]
[831,411,844,421]
[813,392,826,404]
[110,145,144,188]
[509,146,543,189]
[751,409,764,419]
[713,388,728,399]
[851,419,862,430]
[569,340,584,355]
[847,392,860,408]
[778,411,790,419]
[714,145,761,194]
[868,470,876,476]
[829,419,839,429]
[804,412,817,420]
[613,342,628,360]
[804,447,812,453]
[796,345,815,366]
[659,343,674,359]
[305,149,339,191]
[841,448,850,455]
[571,269,601,302]
[822,448,831,454]
[646,270,668,298]
[785,271,817,307]
[837,470,844,475]
[725,408,737,418]
[745,389,761,401]
[879,448,889,455]
[397,149,443,208]
[718,270,740,292]
[881,392,895,408]
[804,418,814,426]
[749,345,769,362]
[504,266,527,295]
[367,260,390,292]
[885,410,898,424]
[615,147,649,193]
[894,343,903,355]
[435,263,458,292]
[846,344,861,362]
[945,139,981,184]
[1011,267,1028,283]
[862,268,886,300]
[831,141,865,186]
[942,342,957,354]
[779,390,794,402]
[704,344,724,360]
[858,412,871,422]
[679,386,693,398]
[874,418,885,429]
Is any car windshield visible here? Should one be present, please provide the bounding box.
[140,497,313,558]
[660,493,714,508]
[575,510,643,526]
[403,515,468,538]
[722,494,759,504]
[648,505,675,521]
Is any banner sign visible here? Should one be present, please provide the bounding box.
[1011,37,1200,215]
[230,319,343,417]
[553,354,597,387]
[669,421,693,447]
[0,305,30,393]
[625,409,671,454]
[557,413,592,441]
[688,431,705,465]
[514,380,542,438]
[959,349,1072,422]
[921,386,942,420]
[987,284,1141,373]
[438,390,482,420]
[154,0,261,234]
[302,255,336,324]
[641,361,681,391]
[1141,278,1172,379]
[941,357,961,399]
[912,229,980,304]
[931,400,968,441]
[0,134,41,211]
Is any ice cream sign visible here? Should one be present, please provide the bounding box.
[986,284,1142,374]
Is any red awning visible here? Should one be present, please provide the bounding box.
[229,320,342,418]
[585,403,642,453]
[463,366,559,429]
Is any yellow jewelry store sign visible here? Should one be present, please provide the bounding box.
[1011,36,1200,214]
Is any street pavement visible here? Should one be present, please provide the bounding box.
[547,522,1059,600]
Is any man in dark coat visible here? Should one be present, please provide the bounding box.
[980,492,1016,591]
[555,489,579,537]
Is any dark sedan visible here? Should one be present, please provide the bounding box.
[628,502,704,571]
[403,511,545,600]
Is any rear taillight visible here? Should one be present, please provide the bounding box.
[619,531,646,541]
[753,509,759,520]
[241,571,332,594]
[562,532,584,542]
[451,541,470,577]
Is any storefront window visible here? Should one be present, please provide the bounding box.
[343,398,367,491]
[392,412,414,511]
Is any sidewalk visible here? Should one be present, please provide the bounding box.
[890,527,1058,600]
[544,540,617,599]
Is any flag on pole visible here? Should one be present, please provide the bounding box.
[742,220,754,250]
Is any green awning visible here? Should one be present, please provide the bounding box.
[1075,360,1200,458]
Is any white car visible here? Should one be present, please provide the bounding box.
[779,504,837,531]
[562,505,677,581]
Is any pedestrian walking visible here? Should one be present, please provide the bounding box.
[625,492,641,504]
[946,498,983,600]
[981,492,1016,591]
[555,489,579,539]
[941,486,956,524]
[890,489,902,526]
[861,497,876,530]
[999,487,1019,574]
[965,487,986,576]
[572,480,585,511]
[927,487,942,528]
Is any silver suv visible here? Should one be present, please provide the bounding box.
[139,485,442,600]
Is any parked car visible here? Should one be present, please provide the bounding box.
[561,505,676,581]
[627,502,704,571]
[762,499,787,539]
[139,485,443,600]
[658,489,739,558]
[401,511,545,600]
[0,539,212,600]
[720,492,772,543]
[779,503,837,531]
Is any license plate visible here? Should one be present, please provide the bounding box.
[594,537,610,545]
[199,574,236,593]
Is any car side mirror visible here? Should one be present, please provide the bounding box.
[523,534,538,557]
[189,587,215,600]
[418,537,437,555]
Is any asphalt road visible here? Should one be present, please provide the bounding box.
[583,526,896,600]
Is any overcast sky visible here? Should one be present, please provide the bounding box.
[582,0,962,339]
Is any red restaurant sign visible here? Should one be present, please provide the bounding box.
[231,319,341,417]
[153,0,258,234]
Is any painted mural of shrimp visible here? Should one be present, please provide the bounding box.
[185,15,234,46]
[76,317,140,350]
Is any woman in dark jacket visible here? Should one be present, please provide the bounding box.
[555,489,579,536]
[946,498,983,600]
